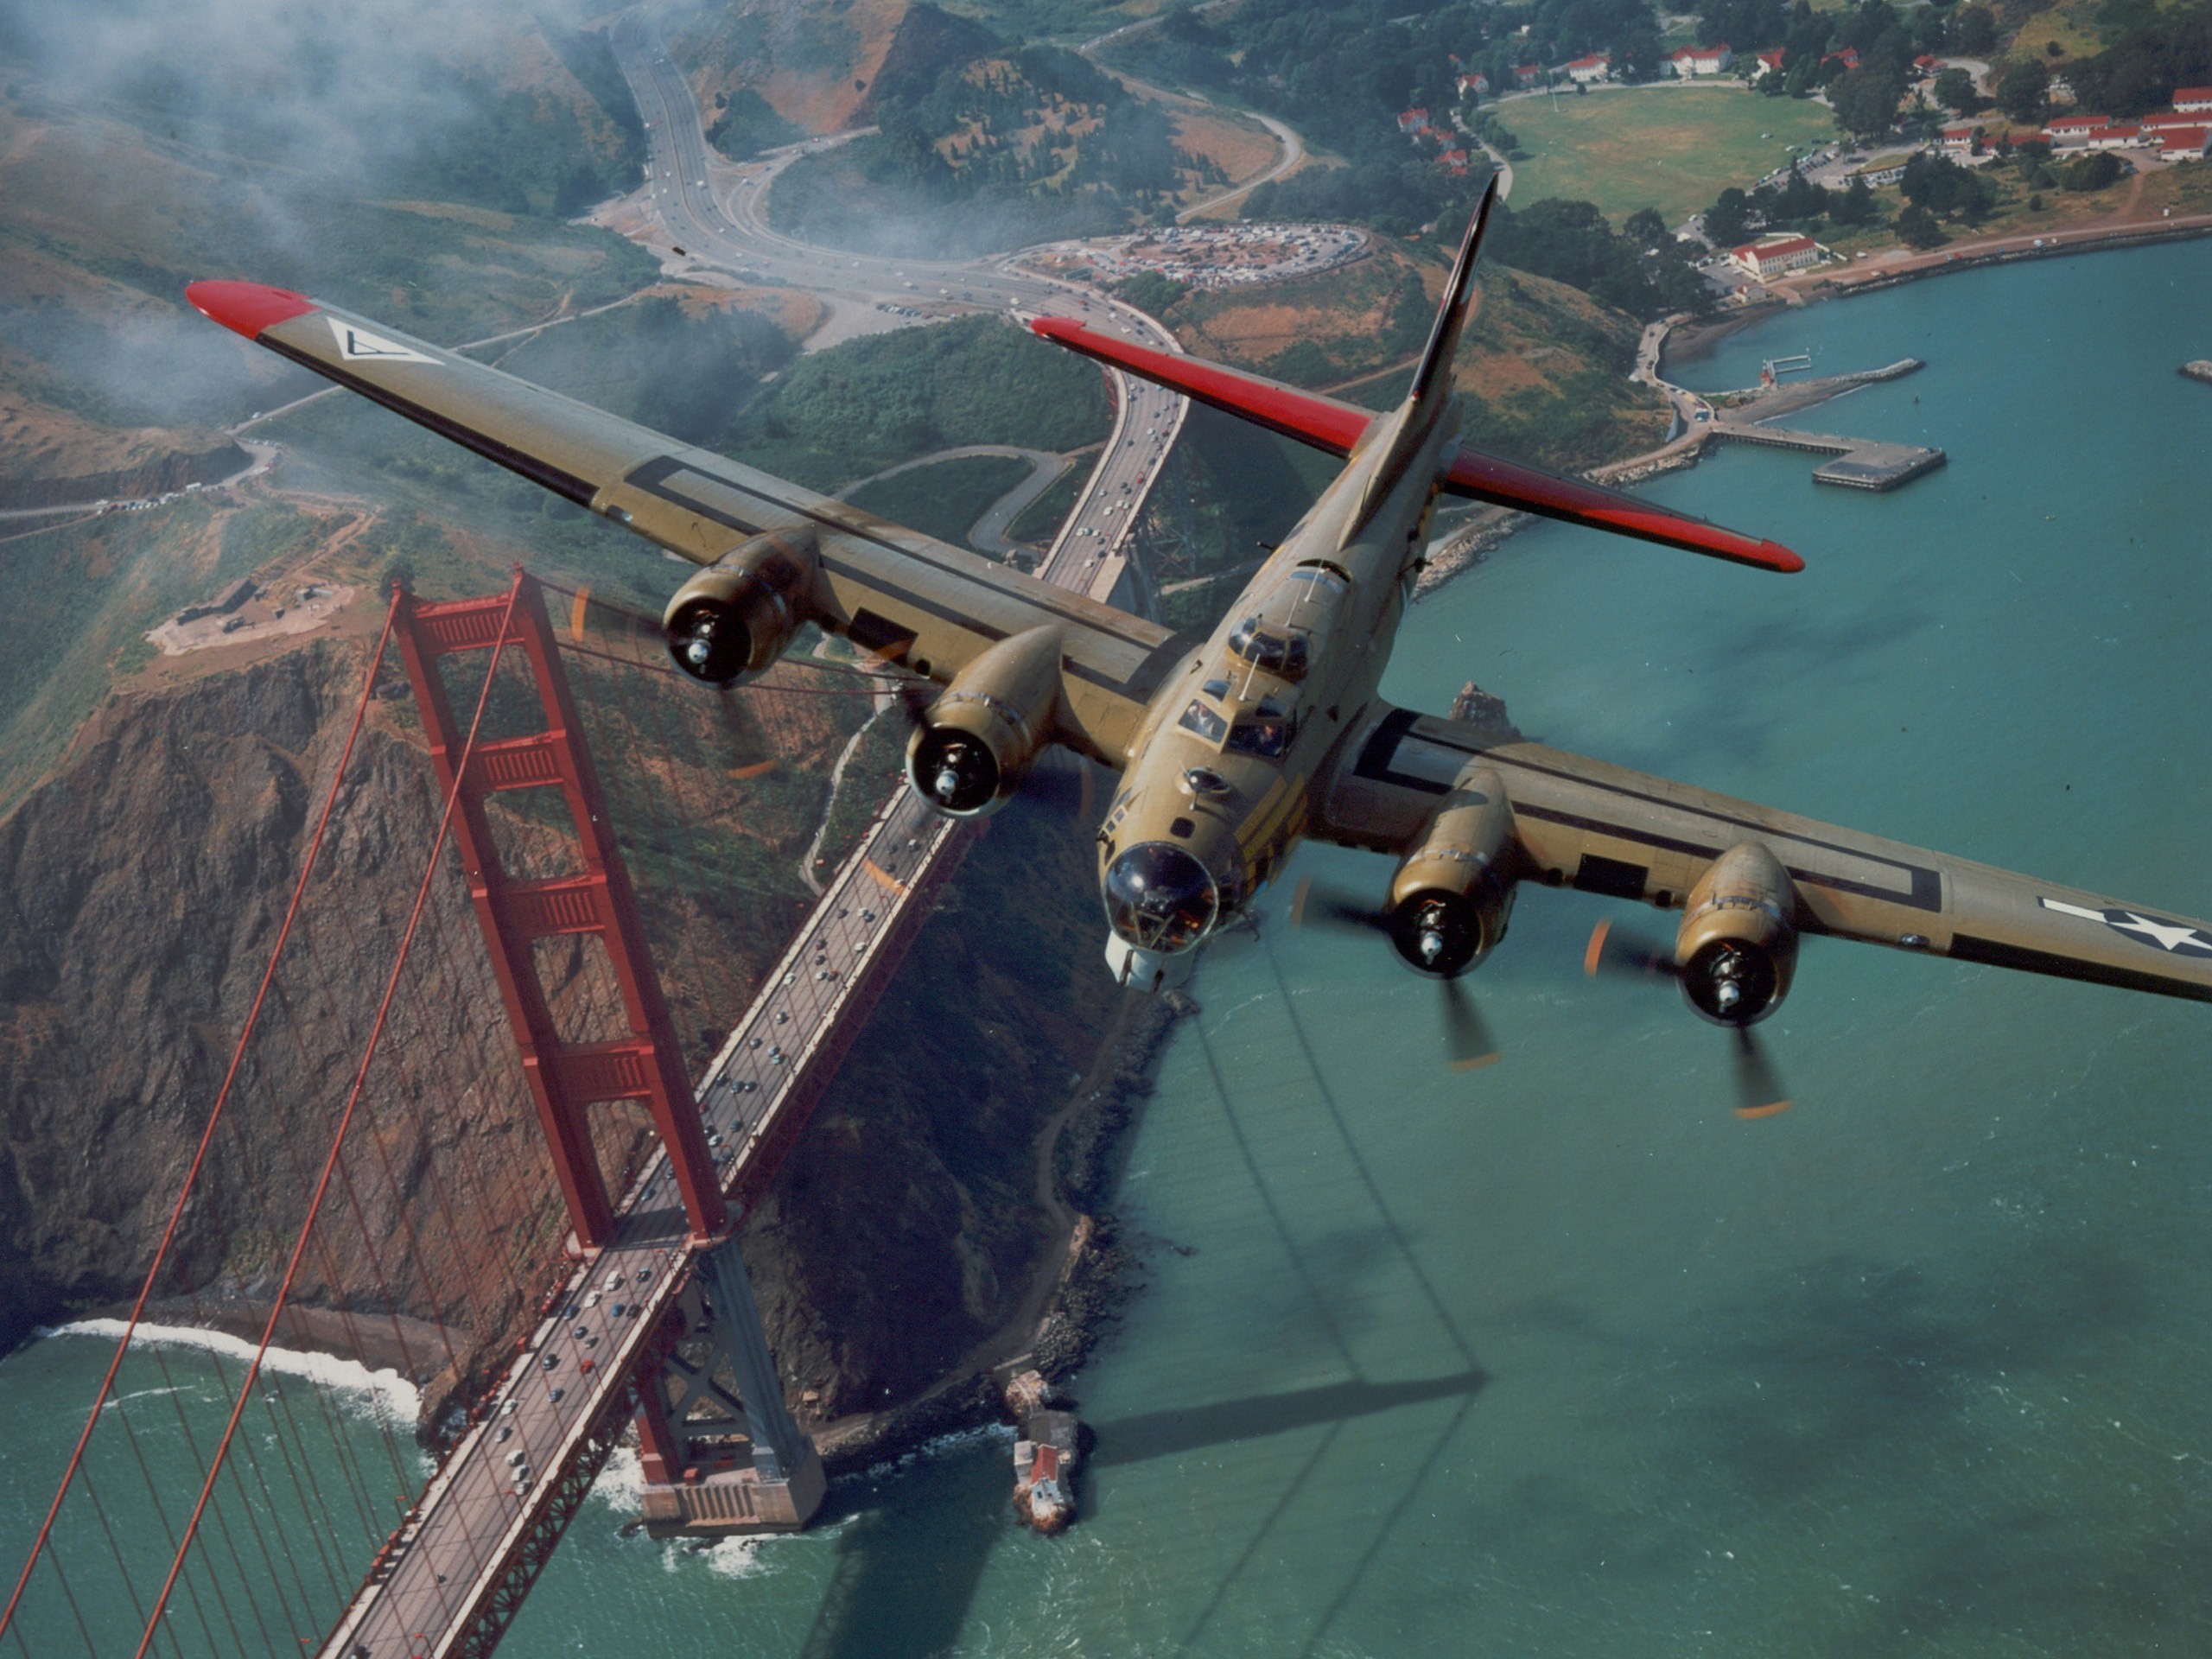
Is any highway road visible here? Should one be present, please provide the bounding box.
[605,8,1188,611]
[316,28,1224,1648]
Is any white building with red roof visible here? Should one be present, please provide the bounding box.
[2159,126,2210,159]
[1456,72,1491,97]
[1565,53,1611,84]
[1667,43,1733,77]
[1397,108,1430,133]
[1729,233,1826,280]
[2085,124,2143,149]
[2048,113,2107,141]
[2174,87,2212,113]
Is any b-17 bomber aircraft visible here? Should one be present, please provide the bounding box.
[188,184,2211,1115]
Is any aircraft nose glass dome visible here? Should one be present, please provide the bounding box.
[1103,843,1217,953]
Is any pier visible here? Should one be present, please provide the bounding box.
[1707,419,1947,491]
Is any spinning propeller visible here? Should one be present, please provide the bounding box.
[1291,876,1501,1071]
[1583,920,1791,1119]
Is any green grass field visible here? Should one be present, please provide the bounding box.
[845,454,1036,550]
[1503,85,1838,227]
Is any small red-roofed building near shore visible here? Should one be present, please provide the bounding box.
[2175,87,2212,113]
[2141,110,2202,130]
[1398,108,1429,133]
[2085,124,2141,149]
[1729,233,1827,280]
[1513,63,1544,87]
[1940,124,1977,153]
[1456,72,1491,97]
[2160,126,2211,159]
[1566,53,1611,83]
[1757,48,1784,73]
[2048,114,2106,142]
[1913,54,1942,77]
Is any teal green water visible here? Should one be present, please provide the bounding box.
[7,242,2209,1656]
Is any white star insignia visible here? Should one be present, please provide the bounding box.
[2039,897,2212,956]
[2108,912,2209,953]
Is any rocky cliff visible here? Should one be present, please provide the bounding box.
[0,631,1123,1434]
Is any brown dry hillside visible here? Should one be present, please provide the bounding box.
[671,0,915,135]
[1162,243,1668,473]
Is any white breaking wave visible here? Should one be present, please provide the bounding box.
[41,1319,421,1424]
[591,1443,645,1511]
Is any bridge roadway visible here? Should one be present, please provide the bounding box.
[606,7,1189,613]
[316,163,1170,1659]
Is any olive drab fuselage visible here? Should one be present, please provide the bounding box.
[1096,404,1453,988]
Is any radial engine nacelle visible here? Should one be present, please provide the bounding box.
[1674,840,1799,1026]
[906,624,1065,816]
[1385,771,1516,977]
[663,528,820,685]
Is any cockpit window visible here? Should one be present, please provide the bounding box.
[1176,698,1228,745]
[1287,566,1348,599]
[1226,618,1310,682]
[1230,716,1292,765]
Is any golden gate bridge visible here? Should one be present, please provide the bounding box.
[0,567,988,1659]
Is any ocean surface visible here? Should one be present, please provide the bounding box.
[5,239,2209,1657]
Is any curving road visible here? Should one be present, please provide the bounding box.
[605,9,1192,612]
[1176,112,1305,222]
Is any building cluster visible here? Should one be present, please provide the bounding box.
[1939,92,2212,164]
[1397,105,1474,173]
[1553,43,1734,84]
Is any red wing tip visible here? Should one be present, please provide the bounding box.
[1758,542,1806,575]
[1028,315,1084,340]
[185,280,317,340]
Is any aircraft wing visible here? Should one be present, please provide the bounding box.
[1319,702,2212,1004]
[1027,316,1802,575]
[185,282,1190,764]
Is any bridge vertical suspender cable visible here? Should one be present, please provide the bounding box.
[129,574,524,1659]
[0,590,403,1653]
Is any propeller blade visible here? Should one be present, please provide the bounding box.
[893,679,936,728]
[1730,1027,1791,1119]
[1583,918,1675,980]
[1441,976,1500,1071]
[1289,875,1388,934]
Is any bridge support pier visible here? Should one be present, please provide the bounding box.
[635,1240,824,1535]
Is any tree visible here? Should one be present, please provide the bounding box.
[1994,59,2050,123]
[1624,206,1670,246]
[1896,201,1948,245]
[1831,174,1879,223]
[1618,26,1665,81]
[1951,5,1997,54]
[1934,67,1978,111]
[2060,150,2124,190]
[1704,186,1752,245]
[1830,64,1909,135]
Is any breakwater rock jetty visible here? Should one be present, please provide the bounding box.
[2183,360,2212,386]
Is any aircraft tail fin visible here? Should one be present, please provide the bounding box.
[1403,175,1498,429]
